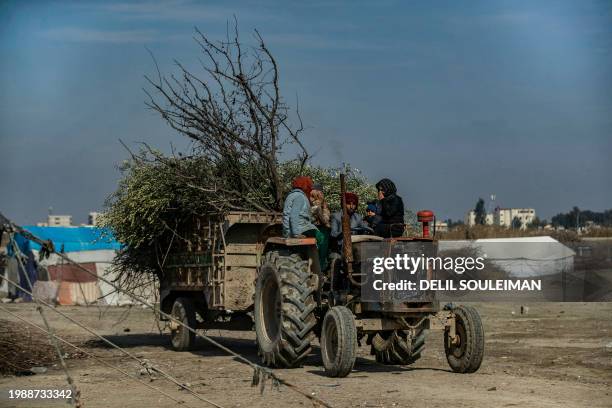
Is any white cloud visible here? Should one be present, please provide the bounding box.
[94,0,224,21]
[446,11,539,28]
[43,27,159,43]
[75,0,273,23]
[264,33,387,51]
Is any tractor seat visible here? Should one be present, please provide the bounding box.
[350,235,384,243]
[265,236,317,246]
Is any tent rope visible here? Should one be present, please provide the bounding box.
[8,235,82,408]
[2,272,224,408]
[0,305,193,407]
[1,213,333,408]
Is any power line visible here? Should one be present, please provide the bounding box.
[0,305,192,407]
[0,213,334,408]
[1,273,224,408]
[8,235,82,408]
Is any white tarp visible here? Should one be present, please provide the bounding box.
[95,263,157,306]
[438,236,575,278]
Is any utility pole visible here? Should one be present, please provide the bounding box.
[576,210,580,232]
[490,194,496,226]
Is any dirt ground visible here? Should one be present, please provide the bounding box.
[0,302,610,408]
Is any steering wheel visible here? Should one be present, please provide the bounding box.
[351,226,373,235]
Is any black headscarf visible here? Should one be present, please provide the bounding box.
[375,178,397,196]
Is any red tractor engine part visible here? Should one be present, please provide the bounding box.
[417,210,435,238]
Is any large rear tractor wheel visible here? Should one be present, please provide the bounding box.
[255,251,317,368]
[371,327,427,365]
[170,297,197,351]
[444,305,484,373]
[321,306,357,377]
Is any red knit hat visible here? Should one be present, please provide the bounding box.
[292,176,314,196]
[344,192,359,207]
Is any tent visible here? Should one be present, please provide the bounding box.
[438,236,579,301]
[1,226,155,305]
[20,226,120,252]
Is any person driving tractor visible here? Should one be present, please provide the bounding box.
[330,192,371,239]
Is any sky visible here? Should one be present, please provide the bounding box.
[0,0,611,225]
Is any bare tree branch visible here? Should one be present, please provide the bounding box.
[143,21,309,210]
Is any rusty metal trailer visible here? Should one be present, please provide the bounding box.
[159,212,283,349]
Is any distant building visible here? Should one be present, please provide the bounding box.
[494,208,536,230]
[88,212,103,226]
[433,220,449,233]
[465,208,536,230]
[38,214,72,227]
[464,211,494,227]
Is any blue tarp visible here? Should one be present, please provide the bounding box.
[19,226,120,253]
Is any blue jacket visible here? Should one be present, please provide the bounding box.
[283,189,316,237]
[330,211,371,238]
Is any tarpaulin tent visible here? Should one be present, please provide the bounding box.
[439,236,575,278]
[1,226,155,305]
[21,226,121,253]
[438,236,579,301]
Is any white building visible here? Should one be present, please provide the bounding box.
[88,212,103,226]
[38,214,72,227]
[494,208,536,229]
[465,208,536,229]
[433,220,449,233]
[464,211,494,226]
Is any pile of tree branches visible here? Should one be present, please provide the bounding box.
[143,22,308,210]
[102,24,376,284]
[103,154,376,279]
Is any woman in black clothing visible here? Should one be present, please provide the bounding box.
[374,178,405,238]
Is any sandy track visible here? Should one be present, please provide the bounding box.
[1,302,610,408]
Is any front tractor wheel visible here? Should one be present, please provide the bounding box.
[371,327,427,366]
[444,305,484,373]
[254,251,317,368]
[321,306,357,377]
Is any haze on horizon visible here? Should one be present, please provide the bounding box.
[1,0,610,225]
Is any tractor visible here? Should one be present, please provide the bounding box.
[160,175,484,377]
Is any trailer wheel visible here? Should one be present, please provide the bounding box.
[255,251,316,368]
[444,305,484,373]
[321,306,357,377]
[371,328,427,365]
[170,297,197,351]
